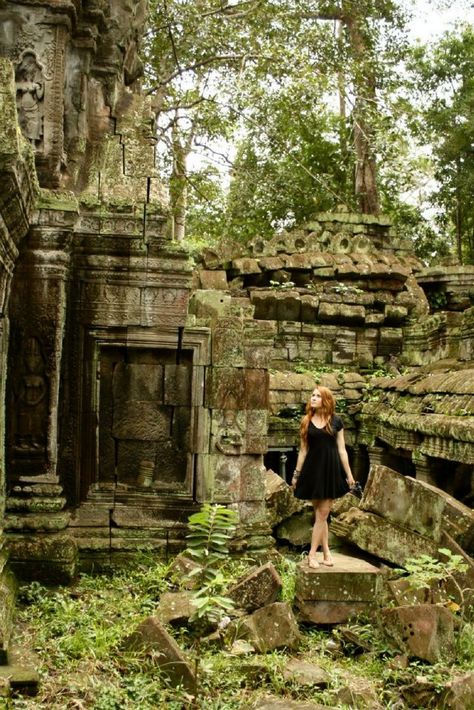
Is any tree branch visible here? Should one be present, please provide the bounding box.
[146,54,262,94]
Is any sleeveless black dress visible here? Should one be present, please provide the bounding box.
[294,415,350,501]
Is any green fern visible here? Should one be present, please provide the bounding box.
[185,503,238,624]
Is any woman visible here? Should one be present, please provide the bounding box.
[292,386,355,569]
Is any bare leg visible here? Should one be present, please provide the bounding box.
[308,499,333,568]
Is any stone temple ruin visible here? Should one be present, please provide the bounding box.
[0,0,474,670]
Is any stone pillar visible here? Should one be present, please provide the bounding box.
[368,445,385,469]
[0,57,38,653]
[351,444,368,482]
[412,451,438,487]
[5,199,79,582]
[204,311,273,552]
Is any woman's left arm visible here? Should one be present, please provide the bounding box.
[336,429,355,488]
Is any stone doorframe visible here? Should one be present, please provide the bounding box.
[72,324,211,505]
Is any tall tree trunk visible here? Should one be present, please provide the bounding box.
[345,7,380,214]
[170,119,193,242]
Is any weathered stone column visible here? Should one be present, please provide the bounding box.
[412,451,438,487]
[5,195,79,582]
[0,57,38,652]
[368,445,385,468]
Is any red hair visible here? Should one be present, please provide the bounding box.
[300,385,336,446]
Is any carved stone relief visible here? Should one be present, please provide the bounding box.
[15,51,44,149]
[12,335,48,461]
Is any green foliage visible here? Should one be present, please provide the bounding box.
[409,23,474,264]
[185,503,238,625]
[427,288,448,312]
[397,549,468,591]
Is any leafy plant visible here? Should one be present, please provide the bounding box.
[395,548,469,612]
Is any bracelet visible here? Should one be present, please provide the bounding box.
[293,469,300,477]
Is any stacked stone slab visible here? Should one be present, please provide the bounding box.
[331,464,453,566]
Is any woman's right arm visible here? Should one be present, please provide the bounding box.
[291,440,308,488]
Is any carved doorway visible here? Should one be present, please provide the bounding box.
[97,346,193,495]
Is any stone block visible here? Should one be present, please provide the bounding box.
[274,509,312,546]
[384,304,408,324]
[157,591,194,625]
[330,508,439,567]
[295,553,381,603]
[5,511,70,532]
[232,257,261,275]
[318,302,366,325]
[7,533,77,583]
[296,599,371,625]
[228,562,282,611]
[244,410,268,454]
[276,292,301,321]
[238,601,301,652]
[113,403,172,440]
[265,469,305,528]
[439,672,474,709]
[213,454,243,502]
[360,465,445,541]
[205,367,245,409]
[188,290,231,319]
[282,659,330,688]
[244,344,272,369]
[250,291,278,320]
[123,616,196,692]
[300,294,320,323]
[112,361,163,403]
[164,364,192,405]
[380,604,456,664]
[0,665,39,696]
[240,460,267,500]
[245,369,269,409]
[416,480,474,553]
[199,270,228,289]
[211,315,245,367]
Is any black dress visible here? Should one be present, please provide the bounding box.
[294,415,350,501]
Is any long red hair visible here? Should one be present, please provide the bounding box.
[300,386,336,445]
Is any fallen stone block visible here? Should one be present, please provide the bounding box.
[360,465,445,541]
[295,552,382,624]
[330,508,439,567]
[416,479,474,553]
[439,672,474,709]
[380,604,456,664]
[400,676,440,709]
[274,509,313,546]
[168,554,201,589]
[156,591,194,625]
[334,678,382,710]
[0,665,39,697]
[281,658,330,688]
[331,492,361,517]
[122,617,196,692]
[228,562,282,612]
[265,469,304,528]
[238,601,301,652]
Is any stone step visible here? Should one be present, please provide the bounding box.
[294,551,383,625]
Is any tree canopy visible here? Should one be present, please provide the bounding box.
[143,0,474,263]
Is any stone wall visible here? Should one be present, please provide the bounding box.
[197,219,474,507]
